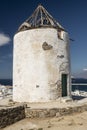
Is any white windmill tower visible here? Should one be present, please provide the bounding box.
[13,5,71,102]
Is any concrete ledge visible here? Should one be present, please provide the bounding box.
[25,104,87,118]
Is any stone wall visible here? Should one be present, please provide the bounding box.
[1,102,87,128]
[0,105,25,128]
[25,104,87,118]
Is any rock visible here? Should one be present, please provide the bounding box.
[9,99,13,102]
[78,122,83,125]
[50,109,56,117]
[47,125,51,128]
[38,128,43,130]
[57,117,64,121]
[28,129,35,130]
[39,112,45,118]
[56,112,61,117]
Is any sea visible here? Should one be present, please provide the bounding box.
[0,78,87,92]
[0,79,12,86]
[72,78,87,92]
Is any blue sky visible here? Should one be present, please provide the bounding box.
[0,0,87,79]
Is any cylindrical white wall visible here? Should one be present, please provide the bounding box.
[13,28,71,102]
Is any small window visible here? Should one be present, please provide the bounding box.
[36,85,39,88]
[58,30,64,40]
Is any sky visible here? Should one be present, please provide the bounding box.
[0,0,87,79]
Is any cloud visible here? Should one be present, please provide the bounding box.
[83,68,87,71]
[0,33,11,46]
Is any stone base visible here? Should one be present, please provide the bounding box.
[0,105,25,128]
[25,104,87,118]
[1,97,87,128]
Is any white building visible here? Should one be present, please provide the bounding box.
[13,5,71,102]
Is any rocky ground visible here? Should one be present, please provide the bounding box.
[1,111,87,130]
[0,96,87,130]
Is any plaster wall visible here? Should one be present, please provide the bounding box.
[13,28,71,102]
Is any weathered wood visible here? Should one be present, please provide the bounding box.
[18,5,64,32]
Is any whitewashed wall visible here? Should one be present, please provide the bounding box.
[13,28,71,102]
